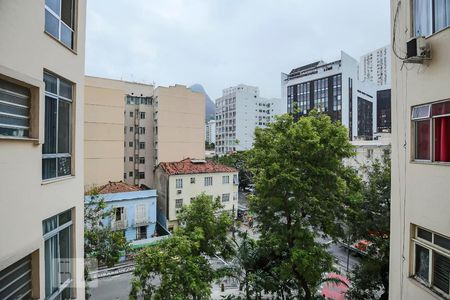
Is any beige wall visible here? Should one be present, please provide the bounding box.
[84,76,125,189]
[390,1,450,299]
[155,85,205,164]
[0,0,86,298]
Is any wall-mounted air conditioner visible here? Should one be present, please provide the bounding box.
[405,36,431,64]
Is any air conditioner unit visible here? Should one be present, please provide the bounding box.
[405,36,431,63]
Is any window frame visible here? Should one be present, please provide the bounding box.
[44,0,77,51]
[411,225,450,298]
[175,178,183,189]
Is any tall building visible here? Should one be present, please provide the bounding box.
[84,78,205,188]
[205,119,216,145]
[359,45,392,133]
[215,84,282,155]
[281,51,377,140]
[0,1,86,299]
[389,1,450,299]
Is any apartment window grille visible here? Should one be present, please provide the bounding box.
[176,178,183,189]
[175,199,183,209]
[0,77,31,138]
[412,226,450,297]
[136,226,147,240]
[139,142,145,149]
[204,176,213,186]
[412,100,450,162]
[45,0,76,49]
[42,72,72,180]
[413,0,450,36]
[43,209,73,299]
[222,193,230,202]
[190,177,195,184]
[222,175,229,184]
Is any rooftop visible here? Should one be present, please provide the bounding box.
[158,158,238,175]
[96,181,142,194]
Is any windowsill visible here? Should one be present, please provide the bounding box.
[44,31,77,55]
[423,25,450,40]
[0,136,39,143]
[41,175,75,185]
[408,277,447,300]
[410,160,450,166]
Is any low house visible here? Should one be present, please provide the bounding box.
[155,158,239,230]
[85,182,168,248]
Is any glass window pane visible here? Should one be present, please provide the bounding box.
[59,210,72,225]
[45,236,59,297]
[415,120,430,160]
[58,100,71,153]
[59,79,72,100]
[415,244,430,282]
[45,10,59,39]
[44,73,58,94]
[418,227,432,242]
[433,252,450,294]
[59,226,72,284]
[43,216,58,234]
[45,0,61,16]
[435,234,450,251]
[60,23,73,49]
[414,0,432,36]
[43,96,57,154]
[435,0,450,32]
[57,157,71,177]
[43,158,57,180]
[61,0,74,28]
[432,100,450,117]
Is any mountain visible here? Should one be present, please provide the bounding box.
[190,84,215,121]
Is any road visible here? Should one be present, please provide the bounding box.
[88,272,133,300]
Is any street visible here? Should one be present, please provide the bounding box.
[89,272,133,300]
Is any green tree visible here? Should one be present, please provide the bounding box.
[131,194,233,299]
[84,191,130,268]
[347,153,391,300]
[248,111,361,299]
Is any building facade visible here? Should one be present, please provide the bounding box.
[154,159,239,230]
[0,0,86,298]
[85,76,125,188]
[389,1,450,299]
[205,119,216,145]
[281,51,377,140]
[215,84,282,155]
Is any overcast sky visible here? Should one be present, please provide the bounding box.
[85,0,390,100]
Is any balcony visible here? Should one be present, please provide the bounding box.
[111,219,128,231]
[134,218,151,227]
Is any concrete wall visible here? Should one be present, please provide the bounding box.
[0,0,86,298]
[155,85,205,163]
[84,76,125,189]
[389,1,450,299]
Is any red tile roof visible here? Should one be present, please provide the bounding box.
[96,181,142,194]
[158,158,238,175]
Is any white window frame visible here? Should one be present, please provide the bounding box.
[44,0,75,49]
[176,178,183,189]
[175,198,183,209]
[204,176,213,186]
[222,193,230,202]
[222,175,229,184]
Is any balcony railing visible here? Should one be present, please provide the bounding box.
[111,219,128,230]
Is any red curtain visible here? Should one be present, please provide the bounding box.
[417,120,430,160]
[435,116,450,162]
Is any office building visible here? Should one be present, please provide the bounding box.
[281,51,377,140]
[0,0,86,298]
[155,159,239,230]
[389,1,450,299]
[215,84,282,155]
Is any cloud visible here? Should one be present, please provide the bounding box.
[85,0,390,99]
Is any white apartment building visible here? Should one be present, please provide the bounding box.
[389,1,450,299]
[281,51,378,140]
[205,119,216,145]
[154,159,239,230]
[0,1,86,298]
[215,84,282,155]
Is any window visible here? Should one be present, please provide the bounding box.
[233,174,238,185]
[412,226,450,297]
[190,177,195,184]
[176,178,183,189]
[413,0,450,36]
[45,0,76,49]
[204,176,213,186]
[137,172,144,179]
[129,111,133,117]
[140,112,146,119]
[175,199,183,209]
[139,127,145,134]
[114,207,124,221]
[124,172,127,179]
[129,126,133,132]
[129,141,133,147]
[0,77,31,138]
[136,226,147,240]
[43,209,73,299]
[139,157,145,164]
[0,254,33,299]
[139,142,145,149]
[222,193,230,202]
[222,175,229,184]
[129,171,132,177]
[129,156,133,162]
[412,100,450,162]
[42,72,72,180]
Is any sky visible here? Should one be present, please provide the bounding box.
[85,0,391,100]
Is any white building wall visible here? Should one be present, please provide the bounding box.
[359,45,392,90]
